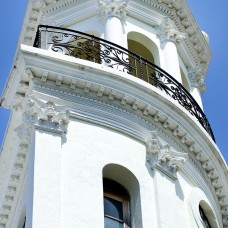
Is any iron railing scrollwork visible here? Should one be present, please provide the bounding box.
[34,25,215,142]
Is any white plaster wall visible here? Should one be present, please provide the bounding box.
[31,130,62,228]
[7,111,221,228]
[69,16,105,38]
[25,117,215,228]
[61,119,158,228]
[62,119,156,228]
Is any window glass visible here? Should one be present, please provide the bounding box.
[103,178,130,228]
[104,217,124,228]
[104,197,123,220]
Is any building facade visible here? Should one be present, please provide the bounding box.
[0,0,228,227]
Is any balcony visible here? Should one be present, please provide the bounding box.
[33,25,215,142]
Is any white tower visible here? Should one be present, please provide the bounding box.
[0,0,227,228]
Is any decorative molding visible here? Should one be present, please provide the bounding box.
[98,0,128,21]
[0,143,28,228]
[23,96,70,135]
[146,131,188,179]
[188,66,206,93]
[156,17,187,45]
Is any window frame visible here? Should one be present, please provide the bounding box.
[103,178,131,228]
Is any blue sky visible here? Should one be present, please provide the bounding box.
[0,1,228,164]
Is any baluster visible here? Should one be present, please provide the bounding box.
[134,54,138,78]
[91,35,96,63]
[145,61,149,83]
[139,56,144,80]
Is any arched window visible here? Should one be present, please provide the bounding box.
[199,205,211,228]
[103,178,131,228]
[188,188,219,228]
[127,32,159,85]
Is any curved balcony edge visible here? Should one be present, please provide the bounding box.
[33,25,215,142]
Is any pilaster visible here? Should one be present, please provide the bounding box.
[188,66,206,109]
[146,131,188,227]
[157,17,186,83]
[99,0,128,46]
[21,96,70,228]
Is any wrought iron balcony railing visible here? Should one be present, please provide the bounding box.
[34,25,215,142]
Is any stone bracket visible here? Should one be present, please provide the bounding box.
[22,96,71,135]
[146,131,188,179]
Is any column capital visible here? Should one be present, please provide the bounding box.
[22,96,70,135]
[98,0,129,21]
[146,131,188,179]
[156,17,186,44]
[188,66,206,93]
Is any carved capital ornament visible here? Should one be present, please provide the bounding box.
[188,66,206,93]
[157,17,187,44]
[99,0,128,20]
[146,131,188,178]
[22,96,70,135]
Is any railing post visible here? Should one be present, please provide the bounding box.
[40,27,50,50]
[139,57,144,80]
